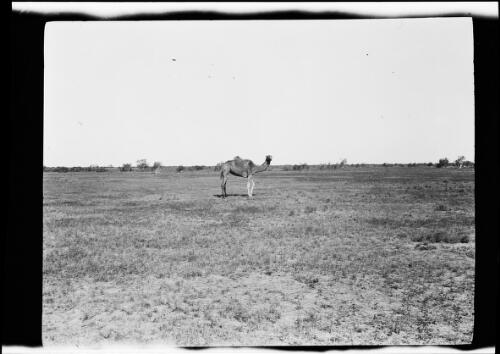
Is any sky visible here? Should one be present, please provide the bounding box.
[44,18,474,166]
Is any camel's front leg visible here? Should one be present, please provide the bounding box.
[247,175,255,198]
[247,178,251,198]
[250,178,255,196]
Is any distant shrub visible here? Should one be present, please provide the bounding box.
[120,163,133,172]
[176,165,185,172]
[407,163,417,167]
[436,158,449,168]
[88,165,106,172]
[136,159,149,171]
[153,161,162,169]
[454,156,466,167]
[426,162,434,167]
[189,165,205,171]
[293,163,309,171]
[435,204,449,211]
[53,166,69,173]
[319,163,339,170]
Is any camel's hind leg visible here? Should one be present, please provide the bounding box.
[221,176,228,198]
[220,169,228,198]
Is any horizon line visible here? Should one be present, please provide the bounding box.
[43,159,475,168]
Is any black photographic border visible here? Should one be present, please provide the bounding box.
[7,5,498,351]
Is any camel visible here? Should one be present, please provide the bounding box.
[220,155,272,198]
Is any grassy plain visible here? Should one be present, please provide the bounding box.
[43,167,475,346]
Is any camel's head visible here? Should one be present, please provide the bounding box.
[265,155,273,164]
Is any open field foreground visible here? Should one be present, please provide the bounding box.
[43,167,475,346]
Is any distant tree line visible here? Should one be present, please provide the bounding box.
[318,159,350,170]
[435,156,474,168]
[43,165,108,172]
[43,155,474,173]
[176,165,207,172]
[276,156,474,171]
[121,160,162,172]
[43,159,164,173]
[283,159,348,171]
[282,163,310,171]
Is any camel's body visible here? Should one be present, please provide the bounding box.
[220,155,272,198]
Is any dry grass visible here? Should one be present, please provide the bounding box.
[43,167,475,346]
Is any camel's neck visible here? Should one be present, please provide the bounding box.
[253,161,270,174]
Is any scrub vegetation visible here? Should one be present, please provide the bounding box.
[43,166,474,346]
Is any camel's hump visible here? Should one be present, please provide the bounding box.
[231,157,254,169]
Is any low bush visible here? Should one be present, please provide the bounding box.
[434,204,449,211]
[411,231,469,244]
[293,163,309,171]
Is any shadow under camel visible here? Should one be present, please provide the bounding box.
[213,193,258,198]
